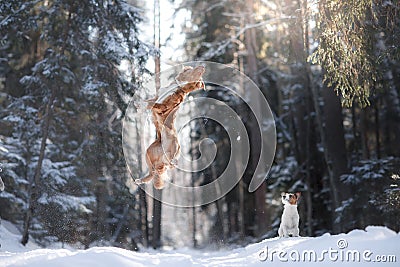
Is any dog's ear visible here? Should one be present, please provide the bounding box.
[281,192,286,197]
[295,192,301,199]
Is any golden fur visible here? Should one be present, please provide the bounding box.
[136,66,205,189]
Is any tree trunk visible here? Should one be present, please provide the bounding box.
[235,20,247,239]
[287,0,321,236]
[238,181,245,237]
[21,91,55,246]
[192,204,197,248]
[374,102,381,159]
[351,105,360,160]
[139,188,149,247]
[244,0,268,237]
[94,177,109,241]
[110,204,130,244]
[360,109,370,159]
[191,134,197,248]
[151,189,162,249]
[383,84,400,157]
[135,117,149,248]
[321,85,349,233]
[301,0,314,237]
[298,0,347,234]
[151,0,162,249]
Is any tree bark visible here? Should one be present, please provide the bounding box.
[135,115,149,248]
[374,103,381,159]
[287,0,320,236]
[151,0,162,249]
[21,91,55,245]
[383,84,400,157]
[139,188,149,247]
[244,0,268,237]
[191,126,197,248]
[321,85,349,233]
[151,189,162,249]
[360,109,370,159]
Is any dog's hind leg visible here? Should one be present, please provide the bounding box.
[281,227,289,238]
[135,146,156,184]
[278,227,283,238]
[293,227,299,237]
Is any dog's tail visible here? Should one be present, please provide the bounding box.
[153,172,169,189]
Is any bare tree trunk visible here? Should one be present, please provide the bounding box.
[235,20,246,239]
[321,85,349,233]
[135,115,149,248]
[139,188,149,247]
[383,85,400,157]
[151,189,162,249]
[151,0,162,250]
[110,204,130,244]
[191,123,197,248]
[300,0,314,237]
[351,106,360,160]
[21,91,55,245]
[238,181,245,237]
[192,203,197,248]
[300,0,348,234]
[286,0,319,236]
[153,0,161,94]
[360,109,370,159]
[374,102,381,159]
[244,0,268,237]
[208,162,226,245]
[94,177,109,241]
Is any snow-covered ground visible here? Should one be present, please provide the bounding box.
[0,220,398,267]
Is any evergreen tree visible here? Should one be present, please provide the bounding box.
[338,157,400,232]
[0,0,152,247]
[309,0,400,108]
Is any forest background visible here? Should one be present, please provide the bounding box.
[0,0,399,250]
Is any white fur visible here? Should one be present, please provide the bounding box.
[278,194,300,237]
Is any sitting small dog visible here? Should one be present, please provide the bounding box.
[278,192,301,238]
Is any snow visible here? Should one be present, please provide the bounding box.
[0,221,39,253]
[0,220,398,266]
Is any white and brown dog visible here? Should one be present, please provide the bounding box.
[278,192,301,238]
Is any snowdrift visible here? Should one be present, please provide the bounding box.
[0,220,398,267]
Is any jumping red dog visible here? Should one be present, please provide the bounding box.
[136,66,205,189]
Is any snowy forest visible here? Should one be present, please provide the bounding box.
[0,0,399,252]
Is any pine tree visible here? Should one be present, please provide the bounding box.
[309,0,394,107]
[0,0,153,247]
[338,157,400,232]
